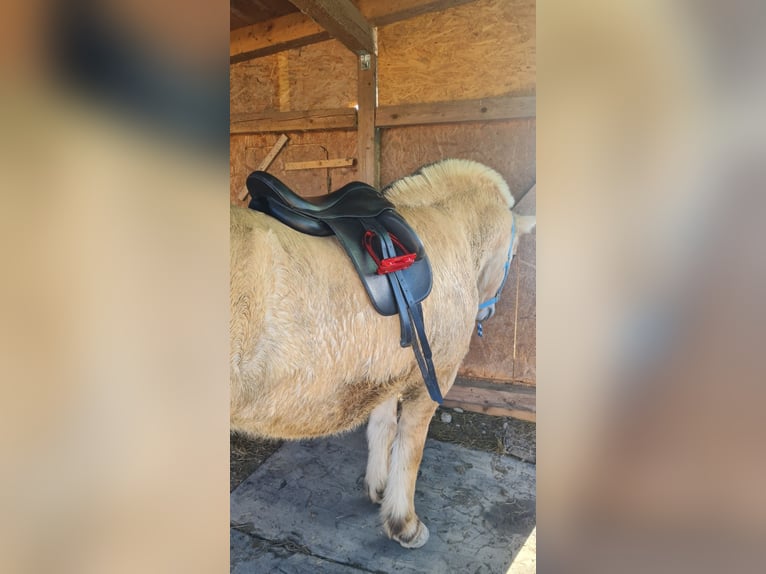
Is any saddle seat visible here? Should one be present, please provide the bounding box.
[245,170,443,403]
[247,171,393,229]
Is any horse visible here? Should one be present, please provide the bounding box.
[230,159,535,548]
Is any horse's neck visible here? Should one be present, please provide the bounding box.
[397,199,481,261]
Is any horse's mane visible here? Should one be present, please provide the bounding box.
[382,159,514,210]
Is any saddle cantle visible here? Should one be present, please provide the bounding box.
[245,171,443,403]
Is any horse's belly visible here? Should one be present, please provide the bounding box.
[230,374,395,440]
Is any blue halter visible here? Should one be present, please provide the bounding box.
[476,217,515,337]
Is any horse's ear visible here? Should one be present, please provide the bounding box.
[515,214,536,235]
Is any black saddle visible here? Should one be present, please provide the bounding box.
[246,171,442,403]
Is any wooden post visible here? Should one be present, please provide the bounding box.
[357,51,378,187]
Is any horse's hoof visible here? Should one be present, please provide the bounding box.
[392,520,429,549]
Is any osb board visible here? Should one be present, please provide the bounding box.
[460,237,536,381]
[379,119,536,193]
[511,186,536,383]
[460,186,536,384]
[230,131,359,205]
[230,39,357,116]
[380,120,535,384]
[230,56,280,115]
[377,0,535,106]
[276,144,331,198]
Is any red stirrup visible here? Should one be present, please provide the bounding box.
[363,230,416,274]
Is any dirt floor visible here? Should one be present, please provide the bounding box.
[230,407,535,492]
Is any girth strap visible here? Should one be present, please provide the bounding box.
[364,219,443,404]
[364,219,413,347]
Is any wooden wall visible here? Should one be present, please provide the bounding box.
[230,0,536,414]
[377,0,536,105]
[230,40,357,115]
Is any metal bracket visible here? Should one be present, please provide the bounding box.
[360,52,371,71]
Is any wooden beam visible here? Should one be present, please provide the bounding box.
[230,108,357,134]
[231,0,479,62]
[376,95,536,127]
[258,134,290,171]
[284,158,355,170]
[357,52,379,186]
[230,11,329,62]
[288,0,374,55]
[228,97,533,134]
[359,0,479,27]
[443,378,536,422]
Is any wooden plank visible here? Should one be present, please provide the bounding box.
[357,52,379,186]
[288,0,375,55]
[278,143,332,196]
[443,378,535,422]
[231,11,329,63]
[258,134,290,170]
[237,134,290,201]
[284,157,355,170]
[231,0,480,63]
[377,95,535,127]
[230,108,357,133]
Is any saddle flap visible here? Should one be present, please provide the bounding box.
[326,217,432,316]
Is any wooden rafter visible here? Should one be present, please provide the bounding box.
[359,0,479,27]
[287,0,374,55]
[230,11,329,62]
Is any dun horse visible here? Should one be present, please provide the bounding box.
[230,159,535,548]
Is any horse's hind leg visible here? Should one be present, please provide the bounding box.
[365,396,398,504]
[380,391,440,549]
